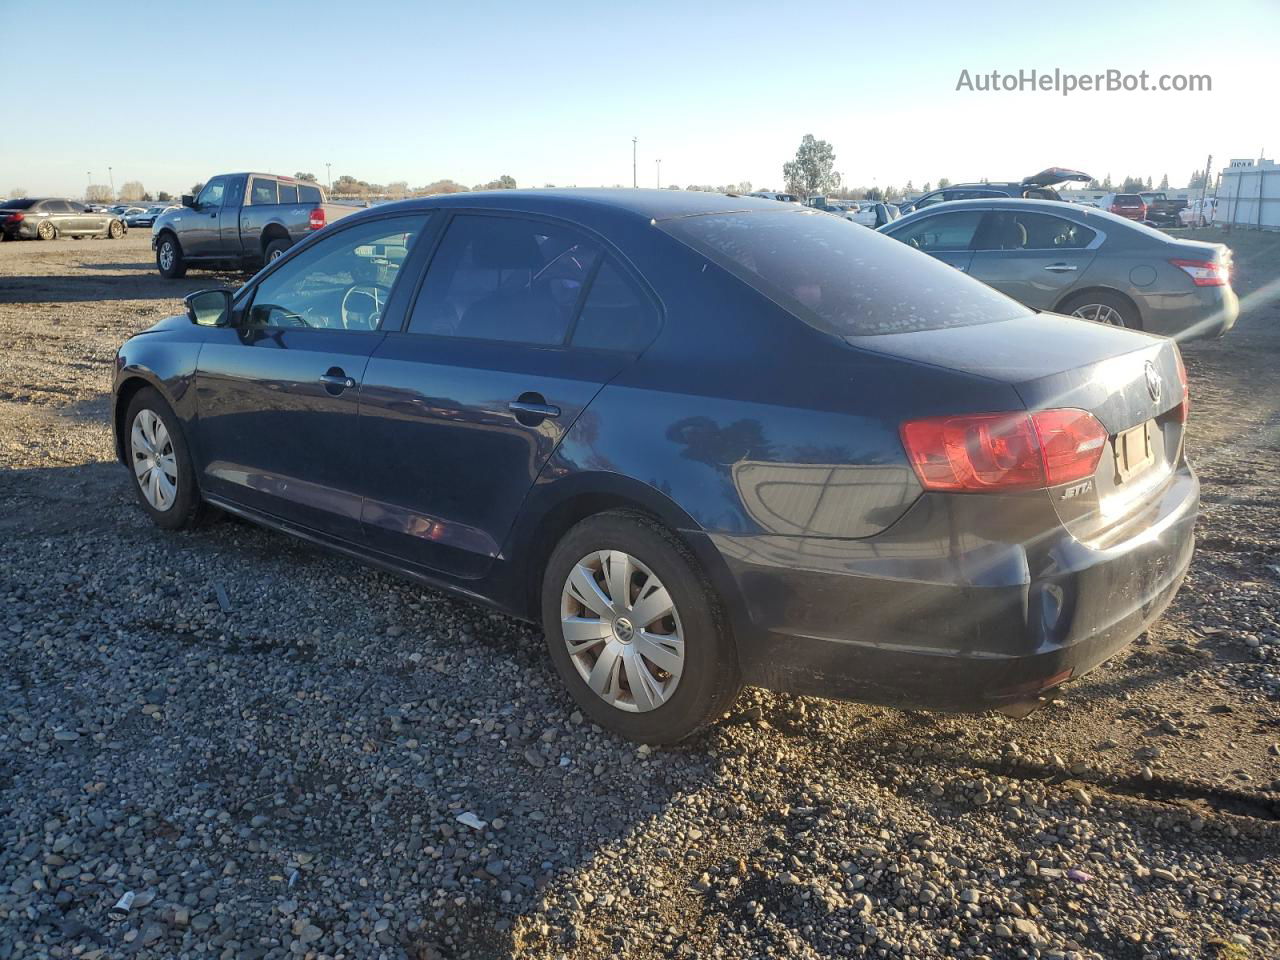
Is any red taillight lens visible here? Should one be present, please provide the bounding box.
[1173,349,1189,423]
[1109,204,1120,213]
[901,409,1107,492]
[1170,257,1227,287]
[4,212,24,223]
[308,207,326,231]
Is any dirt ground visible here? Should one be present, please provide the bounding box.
[1,230,1279,960]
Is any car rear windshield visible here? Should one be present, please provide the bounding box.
[1,198,37,209]
[661,209,1030,337]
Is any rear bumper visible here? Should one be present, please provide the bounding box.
[1142,285,1238,341]
[704,464,1198,711]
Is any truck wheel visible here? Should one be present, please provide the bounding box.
[37,221,57,241]
[264,238,291,265]
[156,234,186,279]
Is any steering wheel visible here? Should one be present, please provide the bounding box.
[341,285,385,330]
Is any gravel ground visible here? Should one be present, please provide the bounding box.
[1,232,1279,960]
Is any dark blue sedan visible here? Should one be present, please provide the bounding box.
[112,189,1198,743]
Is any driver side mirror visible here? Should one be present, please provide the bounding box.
[181,194,196,209]
[185,288,233,327]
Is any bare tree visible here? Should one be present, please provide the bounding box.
[119,181,146,202]
[8,186,28,198]
[85,184,114,203]
[414,179,469,196]
[190,182,205,196]
[385,181,409,199]
[295,172,318,182]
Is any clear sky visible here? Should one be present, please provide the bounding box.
[1,0,1275,198]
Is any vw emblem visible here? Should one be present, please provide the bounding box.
[1144,361,1162,404]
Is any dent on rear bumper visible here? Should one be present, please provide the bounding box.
[714,465,1199,710]
[1142,287,1239,340]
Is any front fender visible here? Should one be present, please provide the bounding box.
[112,326,205,464]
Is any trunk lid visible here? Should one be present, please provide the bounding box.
[1022,167,1093,187]
[850,312,1187,542]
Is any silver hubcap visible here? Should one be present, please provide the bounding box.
[130,409,178,511]
[159,243,174,270]
[561,550,684,713]
[1072,303,1124,326]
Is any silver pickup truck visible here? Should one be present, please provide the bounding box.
[151,173,356,278]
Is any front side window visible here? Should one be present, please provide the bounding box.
[893,210,984,252]
[196,179,225,209]
[664,208,1028,337]
[912,192,945,209]
[249,178,278,205]
[975,212,1096,250]
[406,214,601,344]
[245,215,429,331]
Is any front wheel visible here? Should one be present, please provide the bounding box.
[108,219,124,239]
[37,221,56,241]
[124,387,208,530]
[155,234,186,278]
[541,511,740,743]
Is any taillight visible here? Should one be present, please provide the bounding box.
[1109,204,1120,213]
[308,207,326,231]
[1169,257,1227,287]
[1173,349,1189,423]
[900,409,1108,492]
[4,212,24,223]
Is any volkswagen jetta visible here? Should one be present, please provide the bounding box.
[112,190,1197,743]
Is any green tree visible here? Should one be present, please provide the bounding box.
[1158,173,1169,190]
[1188,169,1207,188]
[157,192,172,202]
[190,182,205,196]
[1120,176,1146,193]
[294,172,318,182]
[921,182,931,193]
[782,135,841,197]
[937,177,951,189]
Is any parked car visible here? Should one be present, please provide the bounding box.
[1095,193,1148,222]
[112,189,1198,742]
[879,198,1237,339]
[847,201,899,228]
[1180,197,1218,227]
[899,167,1093,214]
[0,198,127,241]
[748,191,799,202]
[126,204,175,228]
[1138,192,1189,226]
[151,173,356,278]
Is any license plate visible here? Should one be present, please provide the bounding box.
[1114,421,1155,484]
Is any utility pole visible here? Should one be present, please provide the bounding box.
[1199,153,1212,224]
[632,137,637,188]
[326,163,332,191]
[108,166,114,195]
[656,158,661,189]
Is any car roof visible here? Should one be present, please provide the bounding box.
[341,188,783,224]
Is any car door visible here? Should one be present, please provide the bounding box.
[884,209,983,273]
[181,177,227,256]
[44,200,75,233]
[191,212,432,539]
[61,200,91,233]
[357,212,657,579]
[966,210,1101,309]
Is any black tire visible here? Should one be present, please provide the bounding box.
[1059,290,1140,330]
[263,238,291,265]
[108,219,124,239]
[541,510,740,744]
[37,220,56,241]
[155,233,186,278]
[123,387,209,530]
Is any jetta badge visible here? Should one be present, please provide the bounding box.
[1144,361,1162,404]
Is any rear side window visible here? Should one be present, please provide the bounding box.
[975,212,1096,250]
[571,260,659,352]
[407,214,601,345]
[663,209,1028,337]
[46,200,72,213]
[278,183,298,204]
[299,184,321,204]
[250,179,278,205]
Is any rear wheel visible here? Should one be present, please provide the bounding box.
[264,238,290,265]
[156,234,186,278]
[124,387,208,530]
[37,221,56,241]
[1061,290,1140,330]
[541,511,740,743]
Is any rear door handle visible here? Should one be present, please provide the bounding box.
[509,400,561,418]
[1044,263,1078,272]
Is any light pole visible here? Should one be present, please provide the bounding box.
[108,166,114,196]
[656,159,661,189]
[632,137,637,189]
[326,163,332,191]
[86,171,92,201]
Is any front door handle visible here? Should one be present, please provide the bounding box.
[509,400,561,418]
[320,371,356,391]
[1044,263,1078,272]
